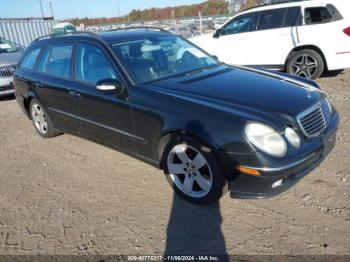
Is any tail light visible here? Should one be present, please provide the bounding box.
[344,27,350,37]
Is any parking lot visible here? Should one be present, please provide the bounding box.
[0,70,349,256]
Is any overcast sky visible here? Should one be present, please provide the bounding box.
[1,0,204,20]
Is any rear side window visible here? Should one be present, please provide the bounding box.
[304,7,332,25]
[20,48,41,70]
[257,8,286,30]
[75,43,117,85]
[284,7,302,27]
[326,4,343,21]
[37,44,73,79]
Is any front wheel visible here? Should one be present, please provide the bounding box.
[162,135,227,205]
[286,49,324,80]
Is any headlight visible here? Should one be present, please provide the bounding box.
[285,127,301,148]
[245,122,287,157]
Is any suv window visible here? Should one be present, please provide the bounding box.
[304,7,332,25]
[75,43,117,85]
[284,7,302,27]
[221,12,257,35]
[257,8,286,30]
[326,4,342,21]
[20,48,41,69]
[37,44,73,78]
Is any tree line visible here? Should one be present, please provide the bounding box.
[68,0,231,26]
[67,0,266,27]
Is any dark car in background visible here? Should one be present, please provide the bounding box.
[14,28,338,204]
[0,37,23,97]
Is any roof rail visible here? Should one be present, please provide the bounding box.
[243,0,310,12]
[34,31,98,42]
[106,26,171,34]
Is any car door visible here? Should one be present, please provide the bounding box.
[247,7,301,67]
[14,47,42,98]
[30,42,80,132]
[210,11,259,65]
[68,42,136,153]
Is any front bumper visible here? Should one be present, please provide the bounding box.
[0,77,15,97]
[229,112,339,199]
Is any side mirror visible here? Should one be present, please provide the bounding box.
[212,55,219,61]
[96,79,124,95]
[213,29,221,38]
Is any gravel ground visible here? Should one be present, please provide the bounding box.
[0,70,349,256]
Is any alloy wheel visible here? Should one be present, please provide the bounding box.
[167,144,213,198]
[31,103,48,135]
[290,54,318,79]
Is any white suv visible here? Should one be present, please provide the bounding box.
[190,0,350,79]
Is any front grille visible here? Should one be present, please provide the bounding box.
[298,98,332,138]
[0,65,16,78]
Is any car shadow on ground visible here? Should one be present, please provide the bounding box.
[164,194,228,258]
[321,69,345,78]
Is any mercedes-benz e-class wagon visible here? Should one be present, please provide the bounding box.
[14,28,338,204]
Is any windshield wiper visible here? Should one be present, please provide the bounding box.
[143,64,220,84]
[185,64,220,76]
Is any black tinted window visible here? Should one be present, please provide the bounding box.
[75,43,117,85]
[221,12,256,35]
[284,7,302,27]
[20,48,41,69]
[304,7,332,25]
[327,4,342,21]
[257,8,286,30]
[38,44,73,78]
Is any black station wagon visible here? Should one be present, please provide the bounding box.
[14,28,338,204]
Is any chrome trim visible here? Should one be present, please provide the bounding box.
[0,65,16,78]
[233,64,324,94]
[48,107,147,143]
[297,98,331,138]
[240,153,317,172]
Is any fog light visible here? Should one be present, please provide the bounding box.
[272,179,284,189]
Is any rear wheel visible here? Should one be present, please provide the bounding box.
[29,99,61,138]
[161,135,227,205]
[286,49,324,80]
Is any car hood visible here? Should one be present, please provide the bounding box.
[189,33,214,46]
[0,51,22,66]
[149,65,324,119]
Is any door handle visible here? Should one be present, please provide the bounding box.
[68,90,81,98]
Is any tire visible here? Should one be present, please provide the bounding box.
[29,99,61,138]
[161,135,227,205]
[286,49,324,80]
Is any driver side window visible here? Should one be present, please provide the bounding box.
[221,12,256,36]
[75,43,118,86]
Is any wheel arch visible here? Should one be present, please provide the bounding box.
[156,129,234,179]
[24,91,39,119]
[285,45,328,71]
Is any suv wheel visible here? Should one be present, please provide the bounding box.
[30,99,61,138]
[162,135,227,205]
[286,49,324,80]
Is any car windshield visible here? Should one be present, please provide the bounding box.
[110,35,218,84]
[0,38,17,53]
